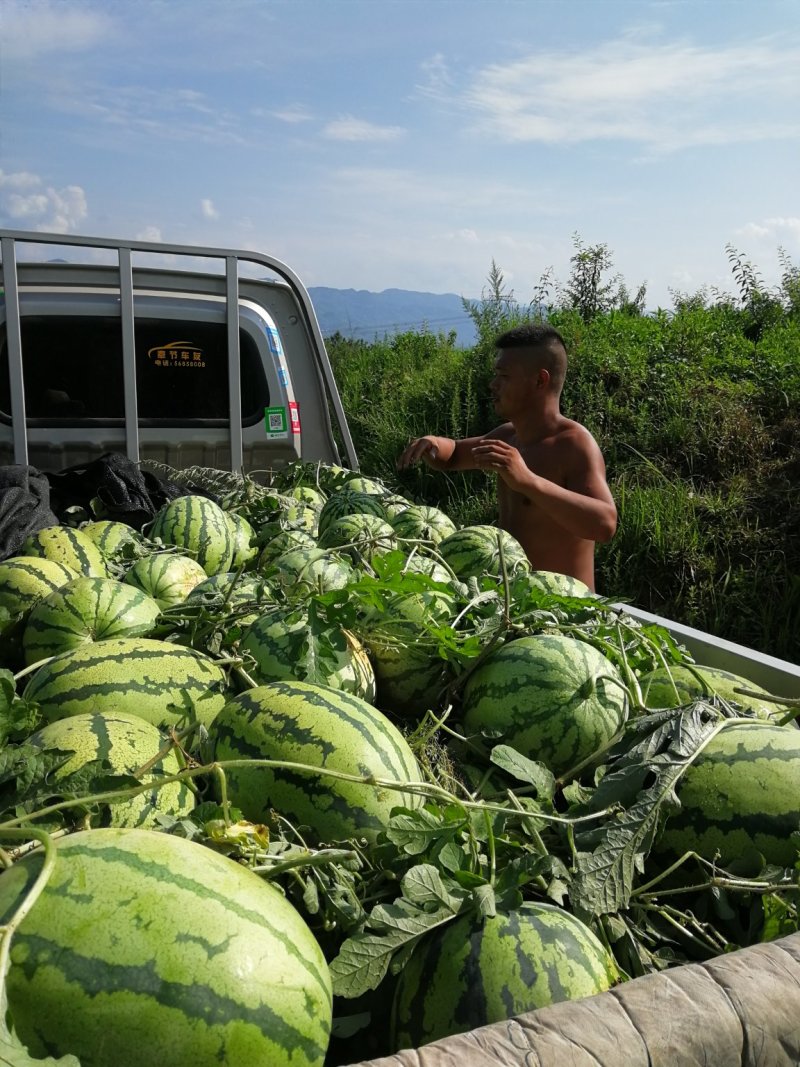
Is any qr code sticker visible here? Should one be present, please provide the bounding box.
[268,413,284,431]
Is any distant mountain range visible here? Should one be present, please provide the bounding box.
[308,287,478,347]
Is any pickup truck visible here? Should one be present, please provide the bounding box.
[0,228,357,475]
[3,228,800,1067]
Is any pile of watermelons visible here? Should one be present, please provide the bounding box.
[0,460,798,1067]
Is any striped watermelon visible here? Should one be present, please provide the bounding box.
[461,634,628,777]
[210,680,422,843]
[288,484,327,511]
[399,554,453,584]
[0,827,332,1067]
[341,474,387,496]
[317,489,387,538]
[0,555,78,630]
[317,513,398,564]
[655,721,800,867]
[225,511,258,570]
[257,528,317,568]
[639,663,785,721]
[521,569,595,599]
[81,519,145,559]
[390,504,457,546]
[269,547,352,598]
[255,504,320,547]
[26,711,195,827]
[150,494,235,576]
[360,589,457,718]
[124,552,208,608]
[380,493,415,520]
[21,525,108,578]
[23,637,229,729]
[186,571,271,608]
[22,576,161,665]
[390,902,617,1050]
[437,525,530,581]
[240,608,376,701]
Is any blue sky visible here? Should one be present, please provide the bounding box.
[1,0,799,309]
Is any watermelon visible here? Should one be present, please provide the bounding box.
[26,711,195,827]
[22,576,161,665]
[390,504,457,546]
[379,492,414,520]
[317,513,398,564]
[655,721,800,867]
[390,902,617,1050]
[240,607,376,701]
[21,525,108,578]
[317,489,387,538]
[461,634,628,777]
[81,519,145,559]
[341,474,387,496]
[23,637,229,728]
[399,554,454,584]
[257,528,316,568]
[269,547,351,598]
[521,569,595,599]
[0,555,79,631]
[124,552,208,608]
[210,680,422,843]
[0,827,332,1067]
[288,484,327,511]
[639,663,785,721]
[186,571,271,608]
[225,511,258,570]
[255,504,319,547]
[150,494,235,576]
[437,525,530,581]
[359,589,457,718]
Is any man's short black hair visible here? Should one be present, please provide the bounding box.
[495,323,566,352]
[495,323,567,392]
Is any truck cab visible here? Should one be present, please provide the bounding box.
[0,229,357,476]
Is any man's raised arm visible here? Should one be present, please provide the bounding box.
[397,433,495,472]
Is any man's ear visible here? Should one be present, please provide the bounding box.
[537,367,551,389]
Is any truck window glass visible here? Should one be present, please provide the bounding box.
[0,315,270,425]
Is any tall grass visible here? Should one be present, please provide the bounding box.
[327,247,800,664]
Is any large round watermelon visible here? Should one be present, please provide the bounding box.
[0,556,79,632]
[269,547,351,598]
[390,504,457,546]
[240,608,376,701]
[639,663,785,721]
[210,681,422,843]
[23,637,229,729]
[225,511,258,570]
[150,494,235,576]
[0,827,332,1067]
[123,552,208,608]
[81,519,145,560]
[26,711,195,827]
[21,525,108,578]
[390,902,617,1049]
[655,721,800,867]
[461,634,628,777]
[317,513,397,564]
[437,525,530,581]
[22,576,161,665]
[316,489,387,538]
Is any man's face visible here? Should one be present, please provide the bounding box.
[490,350,536,418]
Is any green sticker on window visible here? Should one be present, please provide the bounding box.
[264,406,288,438]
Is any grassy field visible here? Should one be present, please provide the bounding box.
[327,243,800,663]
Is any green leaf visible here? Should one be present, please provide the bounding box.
[384,806,461,855]
[489,745,555,800]
[0,1024,81,1066]
[473,882,496,919]
[400,864,469,911]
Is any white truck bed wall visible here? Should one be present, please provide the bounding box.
[349,932,800,1067]
[619,603,800,699]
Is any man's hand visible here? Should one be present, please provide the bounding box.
[471,439,532,492]
[397,436,440,470]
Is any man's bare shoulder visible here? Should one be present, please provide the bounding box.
[483,423,515,441]
[555,418,603,455]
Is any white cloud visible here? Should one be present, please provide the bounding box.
[0,170,87,233]
[323,116,406,142]
[735,217,800,248]
[201,199,219,220]
[460,36,800,151]
[267,104,313,124]
[1,0,112,61]
[416,52,454,99]
[136,226,163,243]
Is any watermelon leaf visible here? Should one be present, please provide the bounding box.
[570,703,727,917]
[0,1021,82,1066]
[489,745,556,801]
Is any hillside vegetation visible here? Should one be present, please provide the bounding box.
[328,238,800,663]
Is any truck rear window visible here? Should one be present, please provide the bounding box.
[0,315,270,426]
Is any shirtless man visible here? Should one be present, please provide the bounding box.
[396,323,617,591]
